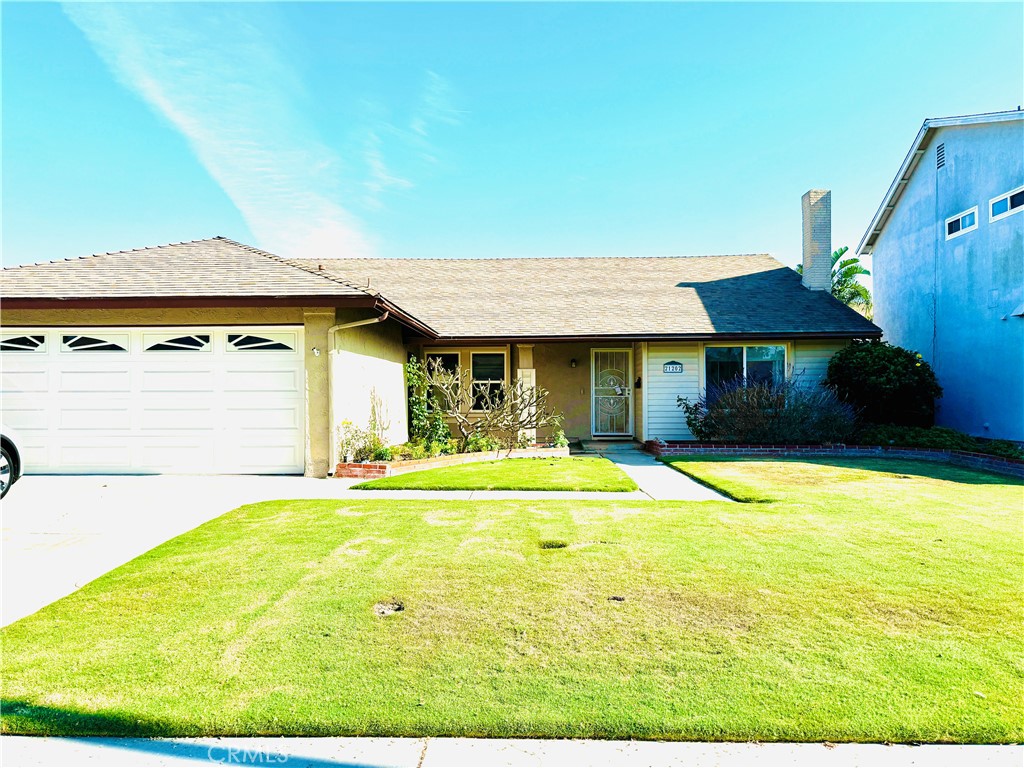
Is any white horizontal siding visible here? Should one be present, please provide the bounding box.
[791,340,848,388]
[645,343,700,440]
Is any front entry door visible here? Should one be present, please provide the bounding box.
[591,349,633,437]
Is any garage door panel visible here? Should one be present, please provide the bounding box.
[224,406,302,430]
[1,405,48,431]
[223,368,301,393]
[1,326,304,475]
[59,407,132,431]
[58,369,131,393]
[1,369,49,393]
[140,368,216,392]
[231,442,303,470]
[59,442,134,469]
[138,441,216,471]
[140,407,217,431]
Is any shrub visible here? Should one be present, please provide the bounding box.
[405,357,452,445]
[677,376,857,444]
[855,424,1024,460]
[553,429,570,448]
[464,432,502,453]
[825,340,942,427]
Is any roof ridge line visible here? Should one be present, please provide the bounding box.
[2,236,228,271]
[214,237,377,296]
[295,253,775,264]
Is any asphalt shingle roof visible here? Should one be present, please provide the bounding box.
[2,238,880,339]
[1,237,369,299]
[292,254,881,339]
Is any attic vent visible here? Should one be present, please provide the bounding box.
[936,143,945,169]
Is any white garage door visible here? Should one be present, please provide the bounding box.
[0,327,305,474]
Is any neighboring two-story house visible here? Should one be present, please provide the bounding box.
[858,110,1024,442]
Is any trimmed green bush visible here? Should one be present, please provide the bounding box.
[825,340,942,427]
[856,424,1024,460]
[677,376,856,443]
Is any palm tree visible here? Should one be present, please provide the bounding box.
[798,246,873,318]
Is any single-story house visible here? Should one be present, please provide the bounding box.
[0,190,879,476]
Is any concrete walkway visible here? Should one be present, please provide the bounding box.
[2,736,1019,767]
[581,442,730,502]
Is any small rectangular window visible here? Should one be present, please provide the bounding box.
[990,185,1024,222]
[945,206,978,240]
[471,352,506,411]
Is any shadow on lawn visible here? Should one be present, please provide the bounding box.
[663,454,1015,489]
[1,700,385,767]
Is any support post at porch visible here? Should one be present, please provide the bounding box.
[516,344,537,445]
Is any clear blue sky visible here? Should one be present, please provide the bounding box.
[3,2,1022,272]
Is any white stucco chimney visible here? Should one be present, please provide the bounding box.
[801,189,832,291]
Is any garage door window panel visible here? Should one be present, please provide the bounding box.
[61,334,128,352]
[228,333,296,351]
[145,334,211,352]
[0,335,46,352]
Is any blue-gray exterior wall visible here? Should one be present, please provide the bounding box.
[872,120,1024,441]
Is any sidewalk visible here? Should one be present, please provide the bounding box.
[580,442,729,502]
[2,736,1019,767]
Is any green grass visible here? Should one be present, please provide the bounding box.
[352,456,639,492]
[2,458,1022,742]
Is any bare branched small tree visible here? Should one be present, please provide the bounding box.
[420,358,563,449]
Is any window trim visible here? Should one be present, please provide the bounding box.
[990,184,1024,223]
[700,342,790,394]
[469,348,509,413]
[945,206,979,240]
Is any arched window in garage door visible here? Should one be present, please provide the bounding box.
[0,334,46,352]
[144,334,211,352]
[227,333,296,351]
[61,334,128,352]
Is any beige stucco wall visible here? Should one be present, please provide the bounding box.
[331,310,409,466]
[531,342,593,441]
[1,304,337,477]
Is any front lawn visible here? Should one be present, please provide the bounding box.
[352,456,638,492]
[2,458,1021,742]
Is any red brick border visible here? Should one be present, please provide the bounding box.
[643,441,1024,479]
[336,446,571,479]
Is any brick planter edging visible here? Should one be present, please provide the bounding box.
[336,445,571,479]
[642,441,1024,479]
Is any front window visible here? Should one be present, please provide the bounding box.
[705,344,786,394]
[471,352,506,410]
[425,352,460,411]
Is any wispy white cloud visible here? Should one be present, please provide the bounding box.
[362,131,413,210]
[63,3,373,259]
[358,70,464,209]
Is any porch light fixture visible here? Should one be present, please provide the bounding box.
[569,358,577,368]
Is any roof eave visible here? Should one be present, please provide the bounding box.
[857,110,1024,256]
[0,295,379,310]
[416,329,882,344]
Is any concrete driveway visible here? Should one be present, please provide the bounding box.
[1,475,365,626]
